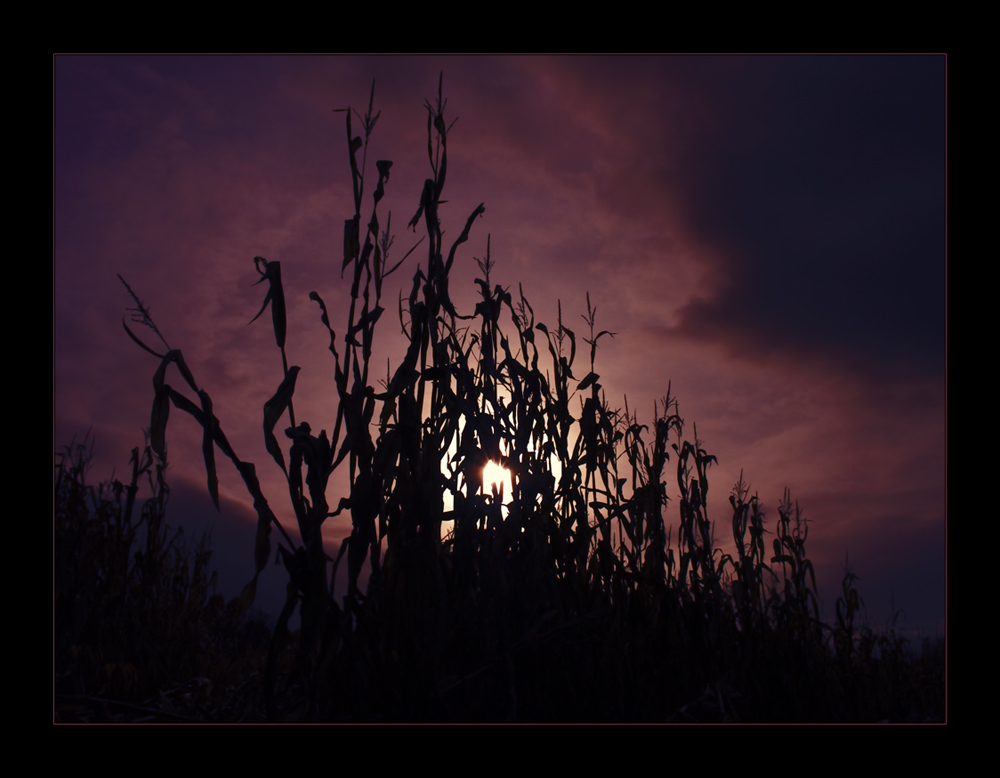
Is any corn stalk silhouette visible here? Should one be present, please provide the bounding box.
[119,76,859,721]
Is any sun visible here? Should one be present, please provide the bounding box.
[482,458,513,503]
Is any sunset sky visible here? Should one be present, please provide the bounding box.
[54,55,946,637]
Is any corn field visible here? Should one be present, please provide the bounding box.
[56,76,945,722]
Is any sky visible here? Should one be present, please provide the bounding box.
[54,55,946,638]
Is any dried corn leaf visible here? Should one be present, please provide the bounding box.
[250,260,286,350]
[198,389,220,512]
[263,366,300,476]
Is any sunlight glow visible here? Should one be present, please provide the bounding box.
[483,459,513,504]
[438,386,565,540]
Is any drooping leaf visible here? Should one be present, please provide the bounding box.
[152,348,177,398]
[444,203,485,273]
[199,389,220,512]
[159,386,233,460]
[249,260,286,350]
[150,385,170,459]
[263,366,301,476]
[562,325,576,368]
[122,317,165,359]
[234,459,276,574]
[171,350,200,395]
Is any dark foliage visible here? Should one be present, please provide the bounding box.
[105,76,944,722]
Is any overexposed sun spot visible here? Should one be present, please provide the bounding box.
[483,459,513,504]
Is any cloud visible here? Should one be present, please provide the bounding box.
[664,56,945,377]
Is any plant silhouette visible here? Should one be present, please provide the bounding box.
[112,76,944,722]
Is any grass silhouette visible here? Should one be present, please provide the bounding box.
[64,75,944,722]
[54,433,273,721]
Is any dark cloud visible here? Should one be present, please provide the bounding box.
[669,56,945,376]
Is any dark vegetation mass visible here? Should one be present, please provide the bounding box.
[55,78,944,722]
